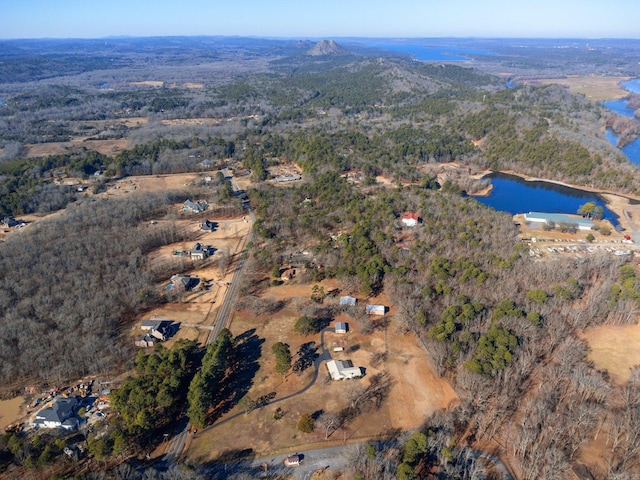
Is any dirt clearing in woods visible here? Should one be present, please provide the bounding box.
[139,216,252,346]
[186,280,458,462]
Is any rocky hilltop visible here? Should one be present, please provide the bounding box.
[306,39,350,56]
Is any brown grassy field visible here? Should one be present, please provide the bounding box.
[520,76,631,101]
[581,324,640,384]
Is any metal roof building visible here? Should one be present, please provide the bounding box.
[524,212,594,231]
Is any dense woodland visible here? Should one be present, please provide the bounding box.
[1,38,640,478]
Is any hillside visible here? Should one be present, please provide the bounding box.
[306,39,351,56]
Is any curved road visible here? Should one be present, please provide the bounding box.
[193,328,332,436]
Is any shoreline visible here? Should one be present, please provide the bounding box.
[472,170,640,233]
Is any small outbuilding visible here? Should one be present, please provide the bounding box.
[366,304,386,316]
[339,295,357,307]
[284,455,301,467]
[335,322,348,334]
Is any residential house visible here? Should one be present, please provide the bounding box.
[170,274,200,291]
[339,296,357,307]
[141,320,162,331]
[401,213,420,227]
[335,322,348,334]
[190,243,214,260]
[134,335,156,348]
[326,359,362,380]
[183,199,209,213]
[366,304,386,316]
[200,219,218,231]
[34,397,78,430]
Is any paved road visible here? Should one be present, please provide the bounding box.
[163,171,254,464]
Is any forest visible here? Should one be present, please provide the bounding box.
[0,37,640,479]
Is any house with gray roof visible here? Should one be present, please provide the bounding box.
[183,199,209,213]
[34,397,78,430]
[190,243,214,260]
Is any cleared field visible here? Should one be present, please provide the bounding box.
[140,216,252,346]
[520,76,631,101]
[186,281,458,462]
[25,138,129,158]
[582,324,640,384]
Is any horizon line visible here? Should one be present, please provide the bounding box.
[1,34,640,42]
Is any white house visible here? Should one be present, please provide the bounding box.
[34,397,78,430]
[401,213,420,227]
[327,359,362,380]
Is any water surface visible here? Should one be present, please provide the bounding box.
[368,43,495,61]
[475,172,619,227]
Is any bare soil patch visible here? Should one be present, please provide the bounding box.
[0,396,25,431]
[25,138,128,158]
[520,76,631,101]
[581,324,640,384]
[104,173,202,197]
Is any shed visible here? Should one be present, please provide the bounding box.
[365,304,386,316]
[335,322,348,334]
[339,295,357,306]
[284,455,301,467]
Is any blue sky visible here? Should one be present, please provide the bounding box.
[1,0,638,39]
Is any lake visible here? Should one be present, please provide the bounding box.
[622,79,640,94]
[368,43,495,61]
[603,99,636,118]
[474,172,619,227]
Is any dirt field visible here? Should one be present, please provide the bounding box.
[0,397,24,431]
[139,216,252,346]
[186,281,458,463]
[581,325,640,384]
[25,138,129,158]
[520,76,631,101]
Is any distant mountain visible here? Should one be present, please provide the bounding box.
[306,39,351,57]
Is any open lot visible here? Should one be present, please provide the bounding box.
[582,324,640,384]
[140,215,252,346]
[520,75,631,101]
[186,280,458,463]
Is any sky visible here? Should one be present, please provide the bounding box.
[0,0,638,40]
